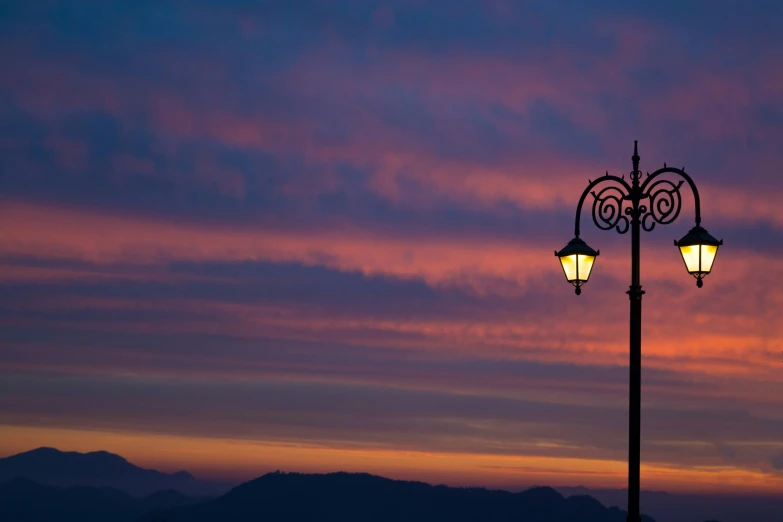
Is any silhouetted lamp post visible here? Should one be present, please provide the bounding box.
[555,142,722,522]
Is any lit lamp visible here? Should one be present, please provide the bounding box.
[555,237,599,295]
[674,225,723,287]
[557,142,723,522]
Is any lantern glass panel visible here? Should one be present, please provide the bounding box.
[559,254,595,283]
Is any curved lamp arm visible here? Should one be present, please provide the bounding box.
[640,167,702,226]
[573,174,633,237]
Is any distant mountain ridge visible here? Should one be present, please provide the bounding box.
[0,447,231,497]
[4,447,776,522]
[0,477,204,522]
[142,470,655,522]
[557,486,783,522]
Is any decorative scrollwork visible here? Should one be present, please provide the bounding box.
[591,184,630,234]
[640,179,683,232]
[572,150,700,244]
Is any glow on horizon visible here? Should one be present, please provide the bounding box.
[1,425,780,495]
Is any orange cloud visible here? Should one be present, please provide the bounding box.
[1,199,779,388]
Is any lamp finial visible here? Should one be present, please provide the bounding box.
[631,140,641,182]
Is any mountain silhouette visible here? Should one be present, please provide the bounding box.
[0,447,230,497]
[558,486,783,522]
[13,447,774,521]
[0,477,204,522]
[141,471,655,522]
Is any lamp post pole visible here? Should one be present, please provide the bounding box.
[627,145,643,522]
[555,142,723,522]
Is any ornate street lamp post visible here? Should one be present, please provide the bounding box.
[555,142,722,522]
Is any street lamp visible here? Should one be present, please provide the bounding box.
[556,142,722,522]
[675,226,723,288]
[555,237,599,295]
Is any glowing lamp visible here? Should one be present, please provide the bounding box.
[674,225,722,287]
[555,237,599,295]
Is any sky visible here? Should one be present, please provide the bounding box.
[0,0,782,496]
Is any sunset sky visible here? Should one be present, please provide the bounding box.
[1,1,782,495]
